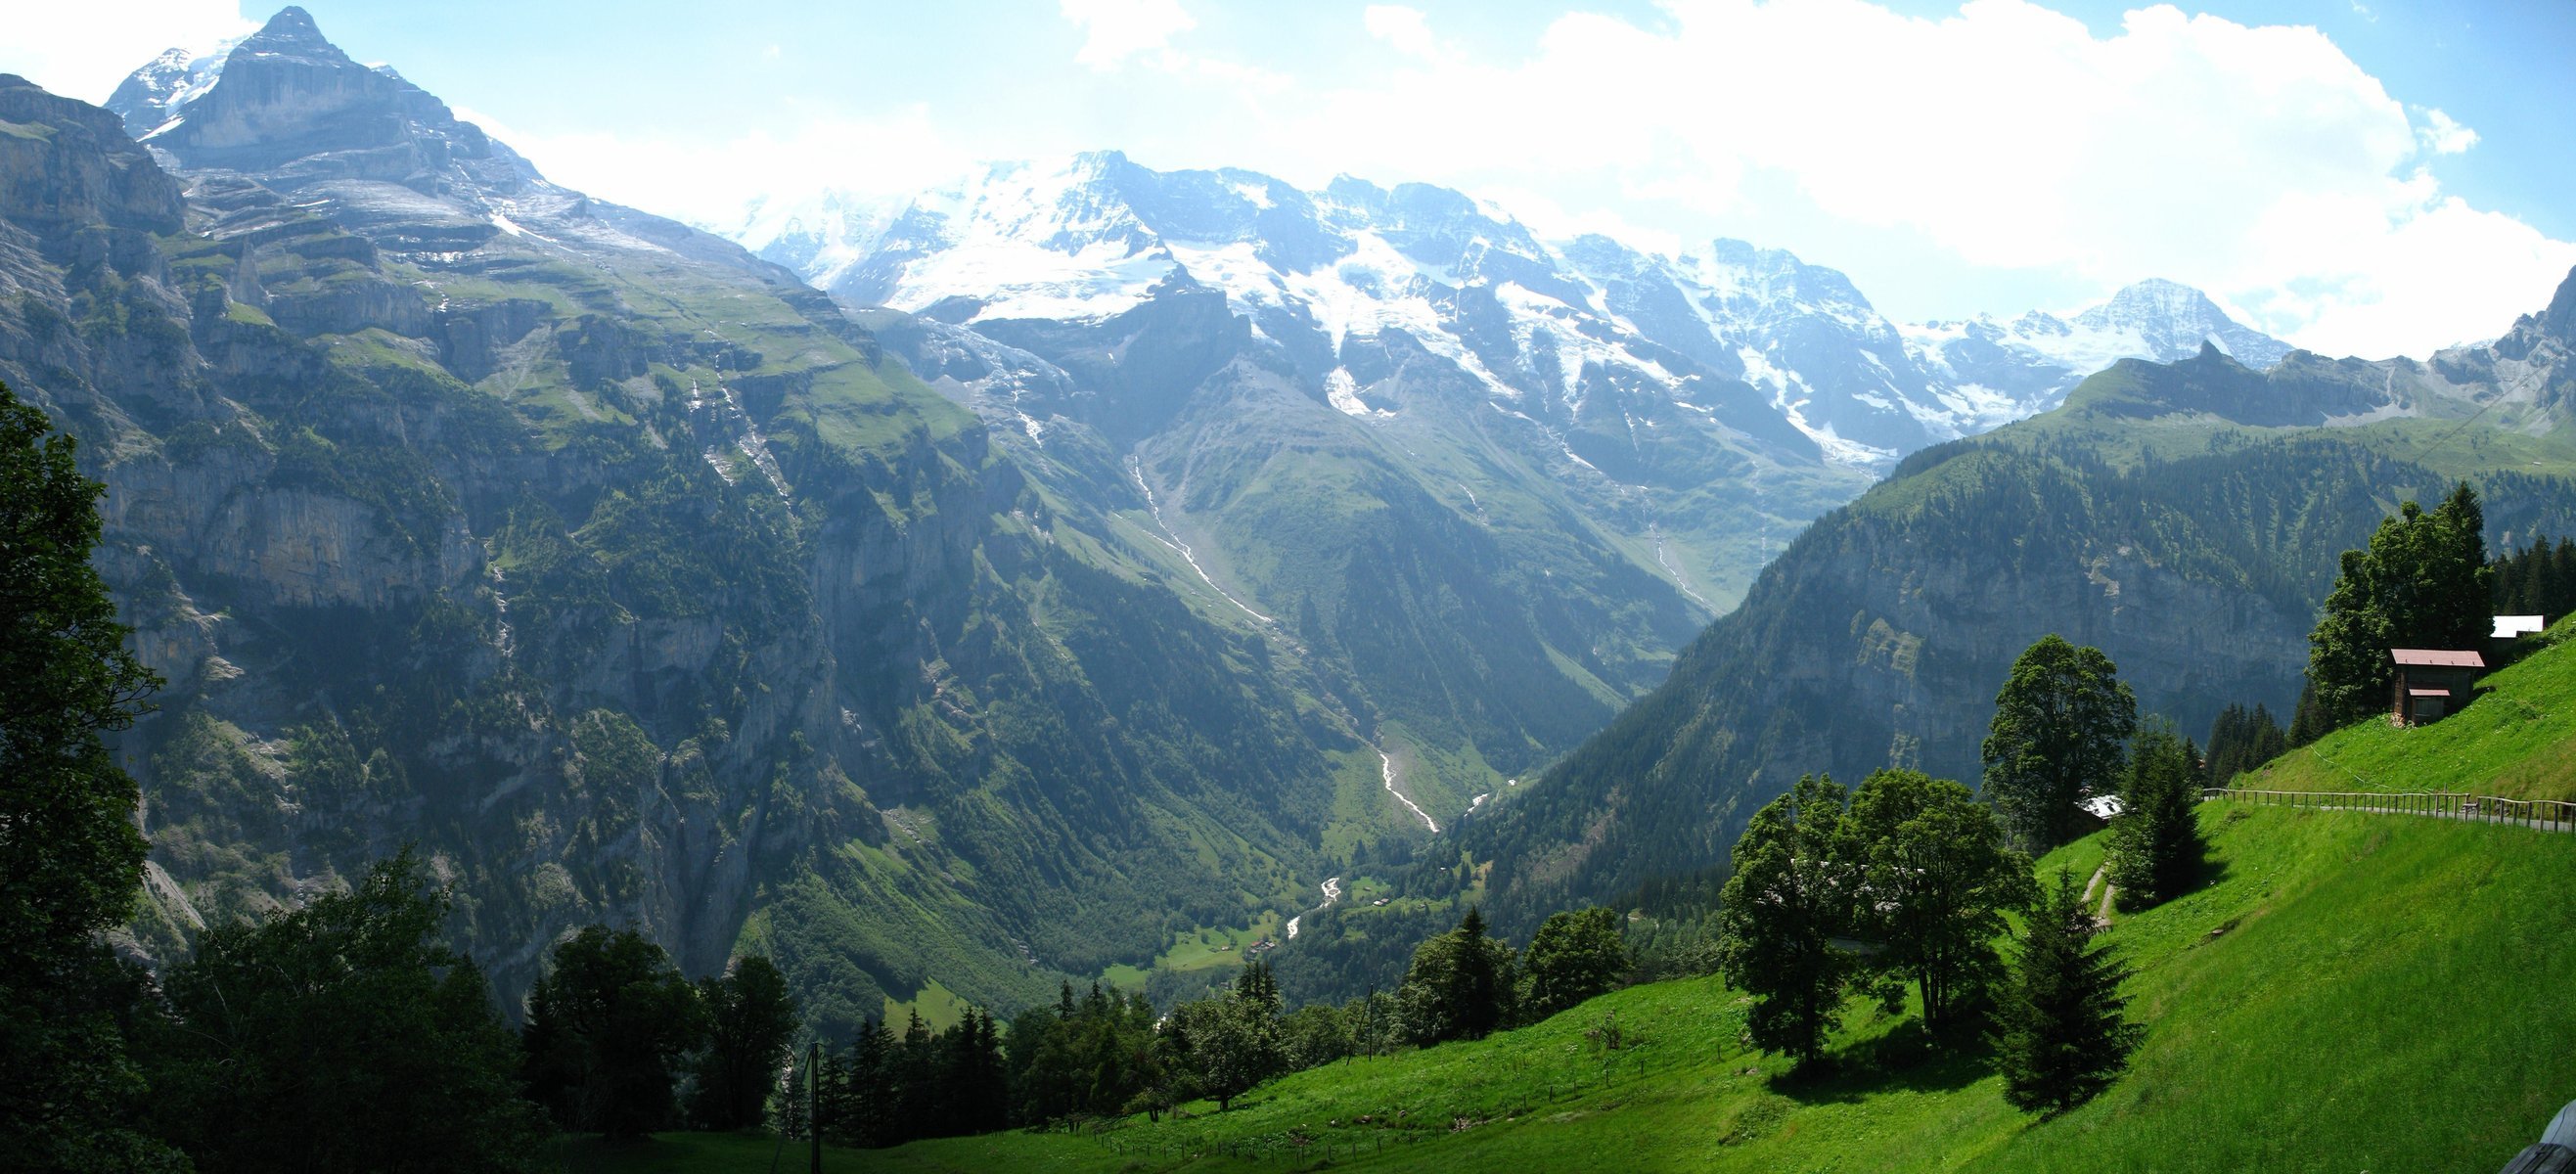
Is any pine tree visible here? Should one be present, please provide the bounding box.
[2287,680,2331,747]
[2107,723,2206,909]
[1396,907,1515,1044]
[1996,869,2141,1114]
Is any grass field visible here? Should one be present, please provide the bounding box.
[811,804,2576,1173]
[2248,617,2576,801]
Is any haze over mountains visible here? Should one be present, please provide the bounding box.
[24,2,2539,1035]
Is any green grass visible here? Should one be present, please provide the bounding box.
[886,978,976,1033]
[831,805,2576,1172]
[2250,618,2576,801]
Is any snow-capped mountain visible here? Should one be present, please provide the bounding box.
[725,153,2287,468]
[1903,278,2290,424]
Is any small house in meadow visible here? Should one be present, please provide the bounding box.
[2389,648,2484,726]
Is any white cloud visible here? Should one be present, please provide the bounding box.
[1061,0,1196,70]
[1242,0,2573,359]
[2415,107,2479,155]
[1363,6,1440,60]
[0,0,253,102]
[453,104,972,228]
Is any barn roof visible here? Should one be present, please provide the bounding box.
[2390,649,2484,668]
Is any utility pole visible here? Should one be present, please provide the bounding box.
[809,1039,823,1174]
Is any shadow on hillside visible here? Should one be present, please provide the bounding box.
[1771,1016,1996,1106]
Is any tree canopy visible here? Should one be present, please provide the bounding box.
[2107,724,2207,909]
[1518,906,1632,1021]
[688,955,799,1131]
[1396,907,1516,1046]
[1715,775,1853,1064]
[145,851,544,1173]
[1840,769,2032,1032]
[521,926,708,1138]
[0,382,175,1172]
[1982,635,2137,847]
[2307,483,2493,727]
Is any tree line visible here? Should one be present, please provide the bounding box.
[779,898,1640,1147]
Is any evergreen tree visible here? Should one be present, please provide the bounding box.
[1396,907,1516,1044]
[842,1018,894,1146]
[1518,906,1632,1021]
[145,851,544,1174]
[1715,775,1853,1064]
[2107,723,2208,909]
[1839,769,2032,1033]
[2308,484,2493,727]
[1996,869,2141,1115]
[688,955,798,1131]
[1982,635,2138,847]
[2286,680,2331,747]
[522,926,708,1138]
[0,382,178,1172]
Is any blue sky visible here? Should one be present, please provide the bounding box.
[14,1,2574,357]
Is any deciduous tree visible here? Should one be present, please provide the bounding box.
[1983,635,2138,847]
[1840,769,2032,1033]
[2308,483,2492,727]
[0,383,177,1173]
[147,851,544,1173]
[522,926,707,1138]
[1715,774,1853,1064]
[1518,906,1632,1021]
[688,954,798,1130]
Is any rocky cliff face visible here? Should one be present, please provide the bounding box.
[0,9,1374,1031]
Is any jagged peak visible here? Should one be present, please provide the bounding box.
[242,7,338,55]
[2542,265,2576,341]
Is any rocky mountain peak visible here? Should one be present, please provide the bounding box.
[0,74,186,236]
[241,6,333,55]
[2542,265,2576,343]
[105,6,545,204]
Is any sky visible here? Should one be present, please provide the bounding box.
[8,0,2574,358]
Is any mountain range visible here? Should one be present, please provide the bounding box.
[0,3,2395,1026]
[729,155,2291,468]
[1457,266,2576,925]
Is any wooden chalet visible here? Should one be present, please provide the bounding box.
[2389,648,2484,726]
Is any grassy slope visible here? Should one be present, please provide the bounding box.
[2252,619,2576,801]
[820,804,2576,1173]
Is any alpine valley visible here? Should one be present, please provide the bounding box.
[25,2,2508,1034]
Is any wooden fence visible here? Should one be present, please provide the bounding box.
[2201,787,2576,833]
